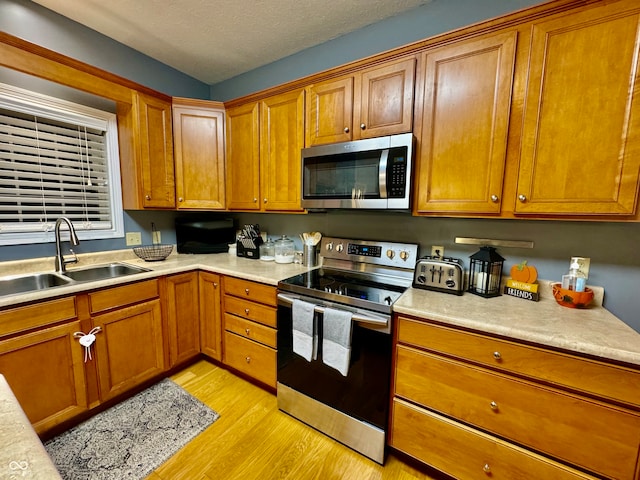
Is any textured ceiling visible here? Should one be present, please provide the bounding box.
[31,0,431,85]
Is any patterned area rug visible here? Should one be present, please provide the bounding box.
[44,378,219,480]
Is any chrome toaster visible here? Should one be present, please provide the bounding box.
[413,256,464,295]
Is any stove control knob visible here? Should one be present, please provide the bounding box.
[326,242,333,251]
[399,250,410,261]
[336,243,344,253]
[386,249,395,259]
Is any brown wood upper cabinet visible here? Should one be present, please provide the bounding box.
[226,89,305,212]
[414,31,517,214]
[305,57,416,146]
[515,3,640,216]
[118,91,175,209]
[172,98,226,209]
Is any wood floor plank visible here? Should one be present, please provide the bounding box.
[149,359,440,480]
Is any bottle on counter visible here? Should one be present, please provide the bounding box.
[259,238,275,261]
[562,259,586,292]
[274,235,294,264]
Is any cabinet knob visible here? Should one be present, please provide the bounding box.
[213,283,218,288]
[245,328,250,335]
[245,288,250,295]
[360,123,366,130]
[483,464,491,474]
[493,351,502,361]
[178,197,184,202]
[245,308,250,314]
[145,195,151,200]
[344,127,350,133]
[490,194,499,203]
[518,194,527,202]
[253,198,257,203]
[490,401,499,411]
[245,356,251,363]
[264,198,268,203]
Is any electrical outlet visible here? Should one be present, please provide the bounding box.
[431,245,444,258]
[125,232,142,246]
[571,257,591,278]
[152,231,161,244]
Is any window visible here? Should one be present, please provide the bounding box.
[0,83,123,245]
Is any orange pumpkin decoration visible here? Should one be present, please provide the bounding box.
[510,260,538,283]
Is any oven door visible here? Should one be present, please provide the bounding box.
[276,292,392,432]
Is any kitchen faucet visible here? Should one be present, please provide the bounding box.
[54,217,79,273]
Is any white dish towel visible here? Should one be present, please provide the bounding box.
[292,299,317,361]
[322,307,353,376]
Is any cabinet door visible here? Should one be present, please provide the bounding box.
[134,91,175,208]
[225,102,261,210]
[517,4,640,215]
[173,100,226,209]
[260,89,305,211]
[305,76,353,146]
[357,57,415,139]
[415,32,516,214]
[165,272,200,367]
[199,272,222,361]
[93,299,164,401]
[0,321,88,434]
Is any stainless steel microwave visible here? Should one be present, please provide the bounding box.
[301,133,414,210]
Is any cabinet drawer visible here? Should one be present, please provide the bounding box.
[391,398,595,480]
[224,295,277,327]
[397,316,640,406]
[224,277,276,307]
[225,313,276,348]
[395,345,640,479]
[89,279,159,314]
[224,331,276,388]
[0,296,77,337]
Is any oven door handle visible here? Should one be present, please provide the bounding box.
[277,293,389,327]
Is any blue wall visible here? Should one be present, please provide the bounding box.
[1,0,639,334]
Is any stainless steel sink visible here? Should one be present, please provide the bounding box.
[0,272,72,297]
[62,263,150,282]
[0,262,151,298]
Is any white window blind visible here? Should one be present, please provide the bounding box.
[0,83,123,245]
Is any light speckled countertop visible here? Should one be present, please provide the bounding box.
[394,281,640,367]
[0,375,62,479]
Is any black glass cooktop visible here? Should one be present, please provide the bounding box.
[278,267,409,313]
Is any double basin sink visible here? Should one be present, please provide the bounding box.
[0,263,151,298]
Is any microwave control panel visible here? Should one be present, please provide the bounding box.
[387,150,407,198]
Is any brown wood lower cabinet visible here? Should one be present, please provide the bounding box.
[0,315,88,435]
[89,280,165,402]
[222,277,277,388]
[199,271,222,361]
[391,315,640,479]
[164,272,201,366]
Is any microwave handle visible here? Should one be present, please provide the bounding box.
[379,148,389,199]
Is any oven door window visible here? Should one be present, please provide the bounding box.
[303,151,382,200]
[277,304,391,430]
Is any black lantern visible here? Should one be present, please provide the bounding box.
[468,246,505,298]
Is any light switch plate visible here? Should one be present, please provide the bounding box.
[571,257,590,279]
[126,232,142,246]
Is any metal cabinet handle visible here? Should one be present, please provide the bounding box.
[344,127,349,133]
[178,197,184,202]
[253,198,257,203]
[483,464,491,474]
[263,198,267,203]
[518,194,527,202]
[213,283,218,288]
[245,288,250,295]
[491,194,499,203]
[245,356,251,363]
[245,328,250,335]
[145,195,151,200]
[360,123,366,130]
[490,401,498,411]
[493,351,502,361]
[245,308,250,314]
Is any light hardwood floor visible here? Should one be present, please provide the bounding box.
[147,359,442,480]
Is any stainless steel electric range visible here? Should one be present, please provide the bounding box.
[276,237,419,463]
